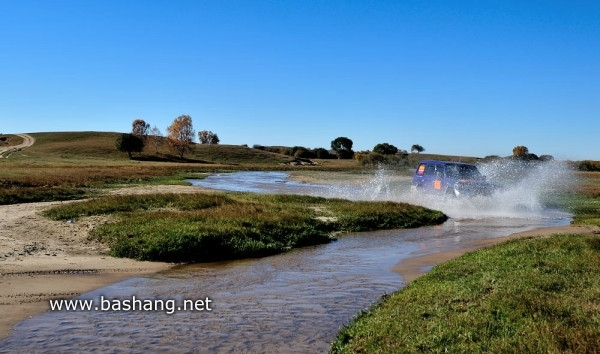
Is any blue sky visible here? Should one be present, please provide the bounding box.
[1,1,598,160]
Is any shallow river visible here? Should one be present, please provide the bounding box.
[1,171,571,353]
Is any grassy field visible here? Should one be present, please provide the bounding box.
[0,131,475,205]
[43,193,448,262]
[0,132,320,204]
[330,172,600,353]
[0,131,450,262]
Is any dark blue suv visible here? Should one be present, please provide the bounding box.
[411,160,495,197]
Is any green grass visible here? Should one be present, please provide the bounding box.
[331,234,600,353]
[331,172,600,353]
[42,193,447,262]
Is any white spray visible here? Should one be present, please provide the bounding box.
[321,160,575,221]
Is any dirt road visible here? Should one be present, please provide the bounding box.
[0,133,35,158]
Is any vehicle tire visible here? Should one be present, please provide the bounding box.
[444,186,456,199]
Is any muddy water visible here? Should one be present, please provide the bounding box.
[1,172,571,353]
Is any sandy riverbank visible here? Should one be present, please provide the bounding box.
[0,185,203,339]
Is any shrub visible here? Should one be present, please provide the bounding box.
[578,160,600,172]
[373,143,398,155]
[314,148,332,159]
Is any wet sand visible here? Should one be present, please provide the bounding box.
[0,185,202,339]
[0,257,171,339]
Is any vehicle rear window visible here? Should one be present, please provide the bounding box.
[424,164,443,177]
[446,164,482,179]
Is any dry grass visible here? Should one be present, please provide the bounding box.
[576,171,600,197]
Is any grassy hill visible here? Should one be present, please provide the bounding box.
[6,132,292,165]
[26,132,126,163]
[4,131,482,167]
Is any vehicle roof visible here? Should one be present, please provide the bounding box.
[416,160,476,166]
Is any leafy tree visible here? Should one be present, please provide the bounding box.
[198,130,220,145]
[115,133,144,158]
[314,148,331,159]
[167,115,196,159]
[411,144,425,154]
[512,145,529,157]
[373,143,398,155]
[331,137,354,159]
[147,126,163,154]
[132,119,150,138]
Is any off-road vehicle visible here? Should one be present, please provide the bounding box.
[411,160,495,197]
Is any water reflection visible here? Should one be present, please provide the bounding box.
[1,172,572,352]
[186,171,328,194]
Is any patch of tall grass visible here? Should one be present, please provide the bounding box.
[331,234,600,353]
[0,165,194,205]
[43,193,447,262]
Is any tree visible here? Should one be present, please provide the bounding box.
[331,137,354,159]
[147,125,164,154]
[131,119,150,138]
[115,133,144,158]
[198,130,220,145]
[314,148,331,159]
[512,145,529,158]
[167,115,196,159]
[411,144,424,154]
[373,143,398,155]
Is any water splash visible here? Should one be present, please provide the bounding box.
[319,160,575,221]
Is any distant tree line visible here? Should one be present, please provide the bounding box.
[252,145,334,159]
[118,123,600,172]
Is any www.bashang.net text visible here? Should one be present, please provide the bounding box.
[49,296,212,315]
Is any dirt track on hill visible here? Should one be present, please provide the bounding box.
[0,134,35,158]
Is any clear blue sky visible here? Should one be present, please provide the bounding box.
[1,1,598,160]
